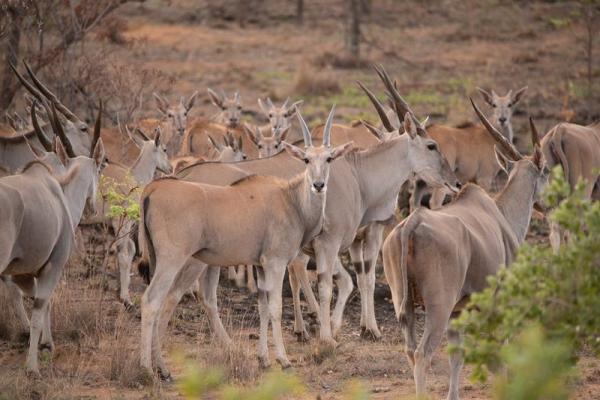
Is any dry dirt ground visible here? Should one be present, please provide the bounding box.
[2,0,600,399]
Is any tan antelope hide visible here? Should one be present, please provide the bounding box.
[97,126,172,307]
[137,106,353,378]
[0,113,104,374]
[382,98,548,400]
[541,121,600,251]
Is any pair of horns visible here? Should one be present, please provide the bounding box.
[30,99,102,158]
[15,61,102,158]
[470,97,540,161]
[296,105,335,147]
[10,61,80,123]
[357,64,416,133]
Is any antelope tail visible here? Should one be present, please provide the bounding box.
[137,194,156,284]
[397,212,421,326]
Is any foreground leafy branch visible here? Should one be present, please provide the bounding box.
[452,166,600,389]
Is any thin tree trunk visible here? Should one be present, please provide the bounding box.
[346,0,360,59]
[0,7,22,111]
[296,0,304,25]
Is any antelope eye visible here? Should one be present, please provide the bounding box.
[507,103,513,107]
[258,145,263,149]
[237,106,242,110]
[427,143,436,151]
[326,157,333,163]
[492,104,497,108]
[304,158,309,164]
[269,113,273,118]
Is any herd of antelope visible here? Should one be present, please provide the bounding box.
[1,61,599,400]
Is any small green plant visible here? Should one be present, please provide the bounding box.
[453,166,600,385]
[101,175,141,222]
[493,325,575,400]
[548,16,570,29]
[178,365,303,400]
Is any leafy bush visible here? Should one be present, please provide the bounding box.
[493,325,575,400]
[100,175,141,222]
[452,166,600,383]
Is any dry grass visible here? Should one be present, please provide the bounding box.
[292,65,341,98]
[193,301,262,384]
[0,282,27,342]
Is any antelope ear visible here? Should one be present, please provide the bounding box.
[243,124,260,147]
[237,135,243,151]
[285,100,303,117]
[207,135,223,151]
[186,91,199,112]
[153,93,168,115]
[54,136,69,166]
[258,98,270,115]
[127,126,145,148]
[494,145,514,175]
[361,120,385,142]
[511,86,528,106]
[403,112,417,139]
[276,126,291,143]
[92,138,105,168]
[154,130,162,147]
[282,141,306,162]
[476,87,494,106]
[533,144,544,170]
[207,88,224,109]
[330,141,354,160]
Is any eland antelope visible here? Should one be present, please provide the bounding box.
[382,98,548,400]
[138,106,353,378]
[540,121,600,251]
[99,127,173,307]
[0,109,105,374]
[476,86,527,144]
[183,89,257,159]
[414,85,527,210]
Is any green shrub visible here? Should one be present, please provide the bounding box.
[452,166,600,384]
[100,175,141,222]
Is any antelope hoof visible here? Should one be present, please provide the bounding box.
[258,356,271,370]
[122,299,135,311]
[158,368,172,382]
[294,329,311,343]
[360,327,382,341]
[316,338,338,358]
[38,342,55,353]
[25,367,41,379]
[276,358,292,370]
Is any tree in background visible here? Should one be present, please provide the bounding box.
[0,0,150,123]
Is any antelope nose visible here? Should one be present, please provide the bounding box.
[499,117,507,124]
[313,182,325,192]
